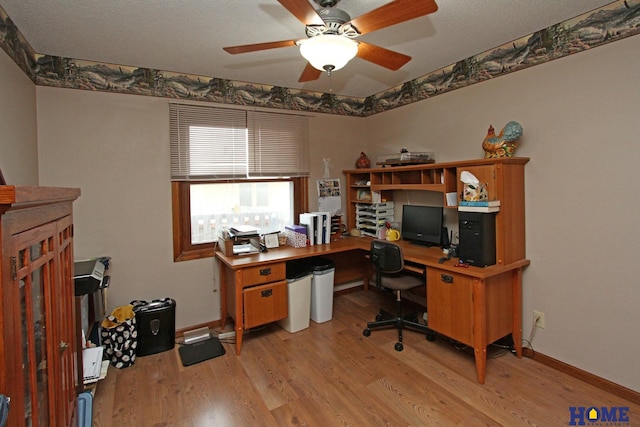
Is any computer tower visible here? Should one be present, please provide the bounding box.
[458,212,496,267]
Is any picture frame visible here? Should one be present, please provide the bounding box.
[0,167,5,185]
[356,189,371,201]
[264,233,279,249]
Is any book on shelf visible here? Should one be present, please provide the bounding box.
[459,200,501,207]
[458,205,500,213]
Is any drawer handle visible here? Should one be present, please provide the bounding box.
[260,268,272,276]
[261,289,273,298]
[441,274,454,284]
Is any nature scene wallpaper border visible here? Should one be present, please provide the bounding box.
[1,1,638,117]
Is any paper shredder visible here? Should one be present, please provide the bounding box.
[132,298,176,356]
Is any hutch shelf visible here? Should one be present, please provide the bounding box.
[344,156,529,266]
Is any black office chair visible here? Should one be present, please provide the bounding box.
[362,240,434,351]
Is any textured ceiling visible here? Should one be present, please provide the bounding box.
[1,0,614,98]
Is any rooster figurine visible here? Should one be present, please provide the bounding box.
[482,121,523,158]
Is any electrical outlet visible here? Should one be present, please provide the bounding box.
[533,310,545,329]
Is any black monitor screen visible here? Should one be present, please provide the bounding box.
[401,205,443,247]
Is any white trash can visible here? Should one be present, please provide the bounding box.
[303,258,336,323]
[278,262,313,333]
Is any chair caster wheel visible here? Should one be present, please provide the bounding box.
[363,328,371,337]
[375,314,384,321]
[426,332,436,342]
[394,342,403,351]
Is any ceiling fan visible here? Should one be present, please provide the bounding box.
[223,0,438,82]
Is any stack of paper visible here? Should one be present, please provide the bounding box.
[233,243,259,255]
[229,225,260,237]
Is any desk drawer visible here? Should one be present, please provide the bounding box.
[243,262,286,286]
[244,280,288,329]
[427,269,473,346]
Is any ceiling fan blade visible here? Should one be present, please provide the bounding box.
[348,0,438,35]
[298,63,322,82]
[356,41,411,71]
[223,40,297,54]
[278,0,325,26]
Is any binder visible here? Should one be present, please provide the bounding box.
[315,213,323,244]
[312,211,332,244]
[299,213,317,245]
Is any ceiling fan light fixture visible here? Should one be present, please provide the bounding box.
[299,34,358,72]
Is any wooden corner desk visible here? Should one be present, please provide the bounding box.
[215,237,529,384]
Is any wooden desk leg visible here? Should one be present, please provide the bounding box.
[234,269,244,355]
[218,258,228,328]
[513,267,523,358]
[472,278,487,384]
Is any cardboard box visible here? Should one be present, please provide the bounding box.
[285,225,308,248]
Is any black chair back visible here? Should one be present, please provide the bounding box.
[371,240,404,275]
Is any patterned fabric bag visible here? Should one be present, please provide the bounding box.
[100,304,138,368]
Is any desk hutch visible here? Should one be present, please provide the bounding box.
[343,157,528,266]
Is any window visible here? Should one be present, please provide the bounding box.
[189,181,293,244]
[170,103,310,261]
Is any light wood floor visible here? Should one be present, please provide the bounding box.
[92,290,639,426]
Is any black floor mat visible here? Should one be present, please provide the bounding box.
[178,337,226,366]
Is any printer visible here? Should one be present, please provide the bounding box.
[74,259,106,296]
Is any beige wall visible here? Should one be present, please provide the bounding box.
[307,113,367,213]
[36,91,223,329]
[0,50,38,184]
[4,34,640,391]
[34,90,362,333]
[361,35,640,391]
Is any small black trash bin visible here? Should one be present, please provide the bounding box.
[131,298,176,357]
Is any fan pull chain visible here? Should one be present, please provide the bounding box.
[323,65,335,93]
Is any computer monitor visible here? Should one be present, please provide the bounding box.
[401,204,443,247]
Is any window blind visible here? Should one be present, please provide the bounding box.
[247,110,310,178]
[170,103,309,180]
